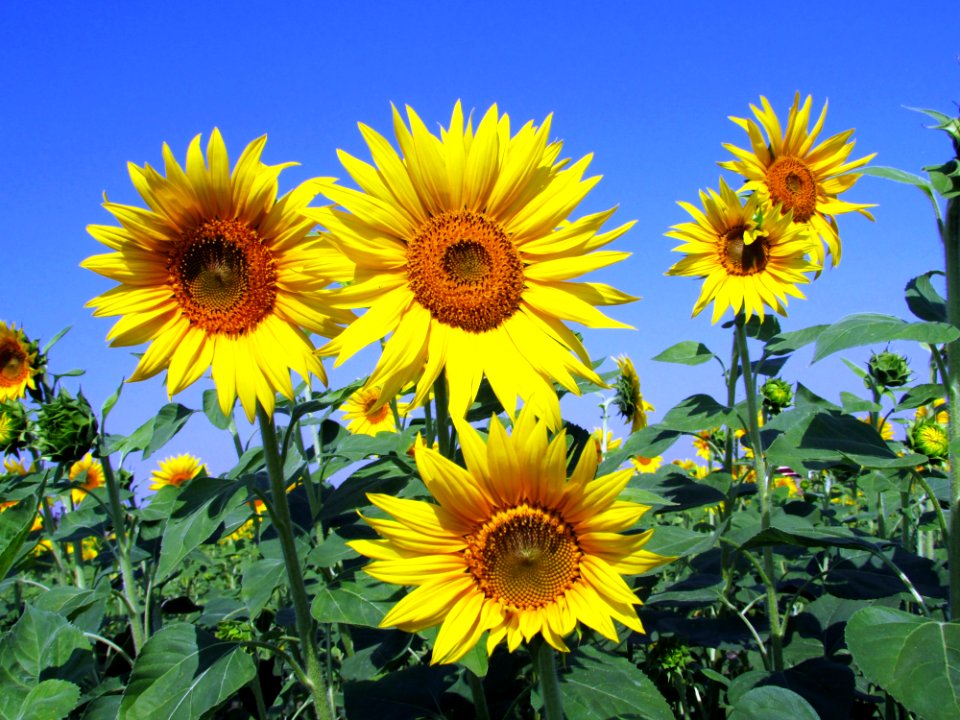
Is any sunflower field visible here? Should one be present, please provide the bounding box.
[1,98,959,720]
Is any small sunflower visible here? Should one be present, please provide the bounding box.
[350,407,673,664]
[632,455,662,474]
[666,178,820,323]
[309,102,636,428]
[340,385,409,436]
[69,453,105,504]
[149,453,206,491]
[82,130,354,421]
[910,420,949,459]
[613,356,653,433]
[3,456,34,476]
[0,322,39,402]
[720,93,875,267]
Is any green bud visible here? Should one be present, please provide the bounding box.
[761,378,793,413]
[34,388,98,463]
[867,351,911,389]
[909,419,949,459]
[0,401,29,454]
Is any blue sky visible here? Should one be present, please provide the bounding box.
[2,2,958,484]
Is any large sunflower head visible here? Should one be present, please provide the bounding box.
[666,178,821,323]
[349,407,674,665]
[149,453,206,491]
[307,102,636,428]
[0,322,39,402]
[719,93,875,268]
[82,129,354,421]
[339,385,408,436]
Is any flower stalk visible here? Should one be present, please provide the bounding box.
[533,638,565,720]
[943,195,960,619]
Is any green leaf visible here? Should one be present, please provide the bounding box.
[652,341,715,365]
[839,391,880,414]
[116,403,195,459]
[119,622,255,720]
[659,394,731,432]
[101,380,124,424]
[846,607,960,720]
[812,314,959,362]
[41,326,71,355]
[155,478,247,581]
[240,558,284,619]
[560,645,673,720]
[201,389,232,430]
[861,165,937,190]
[15,679,81,720]
[905,272,947,322]
[765,324,828,356]
[730,686,819,720]
[311,576,399,627]
[0,494,40,579]
[897,383,946,410]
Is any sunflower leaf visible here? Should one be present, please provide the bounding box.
[812,314,959,362]
[652,341,715,366]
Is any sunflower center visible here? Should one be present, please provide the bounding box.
[0,340,27,386]
[463,503,582,610]
[168,219,277,335]
[718,226,769,276]
[406,211,525,333]
[766,156,817,222]
[361,394,391,423]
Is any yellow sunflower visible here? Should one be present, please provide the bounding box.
[632,455,662,474]
[666,178,820,323]
[719,93,875,267]
[82,129,354,421]
[69,452,105,504]
[3,456,34,475]
[350,407,673,664]
[308,102,635,428]
[340,385,409,436]
[149,453,206,491]
[0,322,39,402]
[612,355,653,433]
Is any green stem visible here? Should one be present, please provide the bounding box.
[942,195,960,620]
[256,405,332,720]
[100,451,146,654]
[914,471,950,548]
[733,317,783,671]
[533,638,565,720]
[433,370,453,459]
[466,669,491,720]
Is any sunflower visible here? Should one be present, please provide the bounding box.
[82,130,354,421]
[666,178,820,323]
[719,93,875,267]
[340,385,409,436]
[308,102,635,428]
[3,456,34,475]
[149,453,205,491]
[613,356,653,433]
[350,407,673,664]
[632,455,662,474]
[69,452,104,504]
[0,322,39,402]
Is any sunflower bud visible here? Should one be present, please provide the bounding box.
[0,401,29,454]
[761,378,793,414]
[866,351,911,389]
[34,388,98,463]
[613,355,654,433]
[909,419,949,460]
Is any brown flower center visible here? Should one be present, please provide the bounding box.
[718,226,769,276]
[0,339,27,387]
[406,211,525,333]
[463,503,582,610]
[168,219,277,335]
[361,393,391,424]
[766,156,818,222]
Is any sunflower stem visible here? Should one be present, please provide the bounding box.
[99,448,146,654]
[533,638,565,720]
[466,669,491,720]
[942,195,960,620]
[256,404,332,720]
[733,316,783,671]
[433,370,454,459]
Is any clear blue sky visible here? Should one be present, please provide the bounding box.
[3,2,958,484]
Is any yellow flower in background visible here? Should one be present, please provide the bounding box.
[693,430,714,460]
[149,453,206,491]
[350,407,673,664]
[82,130,354,421]
[720,93,875,268]
[666,178,820,323]
[859,415,894,441]
[613,356,654,433]
[69,453,104,504]
[672,458,709,479]
[340,386,408,436]
[3,456,35,475]
[0,322,39,402]
[632,455,662,474]
[591,429,622,456]
[309,102,636,429]
[222,497,268,544]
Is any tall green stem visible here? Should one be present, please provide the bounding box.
[942,196,960,620]
[733,317,783,670]
[433,370,453,459]
[533,638,565,720]
[256,405,332,720]
[100,451,146,653]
